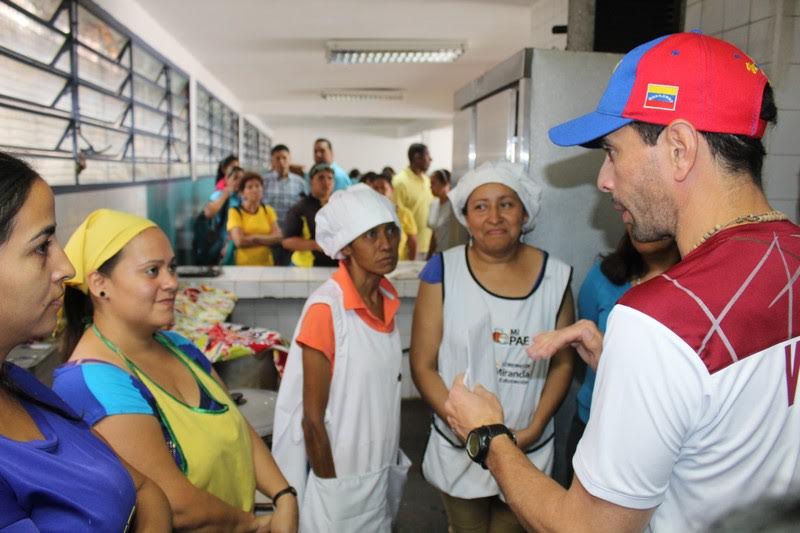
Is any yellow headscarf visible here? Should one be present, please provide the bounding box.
[64,209,157,294]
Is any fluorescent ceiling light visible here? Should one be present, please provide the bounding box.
[326,40,465,64]
[321,89,404,101]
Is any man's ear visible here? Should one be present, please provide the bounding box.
[87,270,108,300]
[663,119,699,183]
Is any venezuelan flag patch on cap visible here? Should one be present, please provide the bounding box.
[644,84,679,111]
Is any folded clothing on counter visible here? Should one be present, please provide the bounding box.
[170,283,285,363]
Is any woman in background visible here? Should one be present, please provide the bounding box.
[203,165,243,265]
[566,228,679,481]
[227,172,282,266]
[54,209,297,532]
[0,153,170,531]
[426,169,452,258]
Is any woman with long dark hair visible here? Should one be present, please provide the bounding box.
[0,152,170,531]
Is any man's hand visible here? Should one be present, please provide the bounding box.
[444,373,505,441]
[527,319,604,371]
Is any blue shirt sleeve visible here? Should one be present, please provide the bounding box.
[159,330,213,374]
[578,262,603,324]
[52,362,155,426]
[419,253,444,284]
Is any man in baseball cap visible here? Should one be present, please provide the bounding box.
[444,32,800,532]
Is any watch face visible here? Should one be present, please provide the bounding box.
[466,431,481,459]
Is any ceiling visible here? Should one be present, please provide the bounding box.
[134,0,545,132]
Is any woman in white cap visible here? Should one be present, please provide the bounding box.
[273,183,411,533]
[410,161,575,532]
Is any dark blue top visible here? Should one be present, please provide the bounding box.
[0,363,136,532]
[576,262,631,423]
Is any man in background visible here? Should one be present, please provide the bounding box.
[393,143,433,259]
[263,144,306,265]
[312,138,351,191]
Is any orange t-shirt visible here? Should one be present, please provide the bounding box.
[295,262,400,372]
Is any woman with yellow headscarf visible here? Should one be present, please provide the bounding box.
[53,209,298,533]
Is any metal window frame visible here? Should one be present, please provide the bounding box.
[0,0,192,190]
[195,82,239,179]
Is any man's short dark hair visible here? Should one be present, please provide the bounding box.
[271,144,290,155]
[630,84,777,187]
[315,138,332,151]
[408,143,428,163]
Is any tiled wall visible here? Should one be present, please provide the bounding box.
[686,0,800,221]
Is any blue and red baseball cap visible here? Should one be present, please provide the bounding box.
[549,32,769,147]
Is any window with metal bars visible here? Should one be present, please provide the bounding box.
[242,119,272,176]
[0,0,190,187]
[195,84,239,180]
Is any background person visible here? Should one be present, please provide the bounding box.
[273,184,409,532]
[228,172,282,266]
[282,163,337,267]
[311,138,351,191]
[215,154,239,191]
[0,153,170,531]
[445,32,800,533]
[368,171,418,261]
[426,168,452,258]
[410,160,575,533]
[566,229,679,482]
[55,209,298,532]
[393,143,434,259]
[202,165,243,265]
[263,144,306,266]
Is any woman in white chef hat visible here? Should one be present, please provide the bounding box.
[410,161,575,533]
[273,183,411,533]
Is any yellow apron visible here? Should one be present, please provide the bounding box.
[94,325,255,511]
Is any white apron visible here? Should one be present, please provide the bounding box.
[422,245,572,499]
[273,278,410,533]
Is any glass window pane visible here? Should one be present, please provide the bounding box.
[9,0,63,21]
[0,106,70,151]
[132,44,163,82]
[0,3,67,64]
[172,118,188,141]
[196,126,210,147]
[170,72,188,97]
[134,135,167,159]
[78,84,127,124]
[79,159,133,184]
[77,5,126,60]
[0,54,68,107]
[77,46,127,93]
[79,124,130,158]
[171,140,188,162]
[170,162,190,179]
[25,155,75,186]
[133,105,167,135]
[135,161,168,181]
[133,75,165,108]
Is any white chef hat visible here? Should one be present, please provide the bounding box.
[447,160,542,233]
[315,183,401,260]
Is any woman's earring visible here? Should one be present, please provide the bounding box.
[99,291,106,298]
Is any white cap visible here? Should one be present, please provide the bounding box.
[448,160,542,233]
[315,183,400,260]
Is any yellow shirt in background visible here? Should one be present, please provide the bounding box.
[396,204,417,261]
[227,204,278,266]
[393,167,433,255]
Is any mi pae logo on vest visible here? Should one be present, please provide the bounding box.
[492,328,531,346]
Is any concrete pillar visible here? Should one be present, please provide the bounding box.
[567,0,595,51]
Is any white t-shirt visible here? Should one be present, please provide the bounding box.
[575,220,800,532]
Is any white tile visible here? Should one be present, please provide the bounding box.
[235,280,260,298]
[283,282,310,299]
[750,0,776,21]
[724,0,751,30]
[685,2,702,30]
[701,0,725,35]
[260,282,284,298]
[763,155,800,199]
[747,17,775,65]
[723,25,750,52]
[776,64,800,109]
[769,109,800,155]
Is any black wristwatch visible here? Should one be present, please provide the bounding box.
[466,424,516,469]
